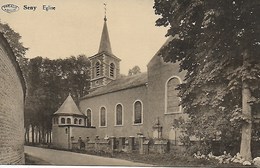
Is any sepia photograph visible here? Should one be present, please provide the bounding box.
[0,0,259,167]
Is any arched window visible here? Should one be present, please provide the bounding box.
[96,61,100,77]
[61,118,65,124]
[74,118,78,124]
[115,104,123,126]
[79,119,82,125]
[67,118,71,124]
[110,63,115,77]
[165,76,181,114]
[133,100,143,124]
[100,107,107,127]
[65,128,68,134]
[86,109,92,127]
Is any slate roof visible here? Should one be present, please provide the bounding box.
[82,72,148,99]
[98,18,112,54]
[54,94,84,116]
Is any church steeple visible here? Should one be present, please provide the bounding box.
[89,4,121,90]
[98,8,112,54]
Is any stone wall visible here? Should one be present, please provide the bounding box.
[52,125,96,149]
[89,53,120,89]
[0,33,26,164]
[79,85,148,138]
[71,135,185,155]
[147,49,188,140]
[52,125,70,149]
[70,126,96,142]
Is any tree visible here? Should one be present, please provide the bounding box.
[0,21,28,71]
[128,65,141,76]
[25,56,46,143]
[0,22,91,144]
[57,55,91,104]
[0,22,32,142]
[24,55,91,144]
[154,0,260,160]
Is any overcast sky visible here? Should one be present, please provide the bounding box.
[1,0,168,74]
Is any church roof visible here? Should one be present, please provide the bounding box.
[82,72,148,99]
[54,94,84,116]
[98,18,112,54]
[147,36,174,68]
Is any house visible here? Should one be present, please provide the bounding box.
[52,16,187,149]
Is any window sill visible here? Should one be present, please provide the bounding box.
[99,126,107,128]
[114,125,124,127]
[164,112,182,115]
[132,123,143,126]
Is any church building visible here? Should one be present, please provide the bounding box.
[52,15,187,149]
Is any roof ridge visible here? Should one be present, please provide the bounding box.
[81,72,148,99]
[117,72,147,80]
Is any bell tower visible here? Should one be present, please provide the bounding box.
[89,9,121,90]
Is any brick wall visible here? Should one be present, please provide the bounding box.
[90,53,120,89]
[0,34,26,164]
[103,54,120,79]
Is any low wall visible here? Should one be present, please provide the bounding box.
[71,135,185,155]
[52,126,96,150]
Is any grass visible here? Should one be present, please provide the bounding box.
[73,149,251,167]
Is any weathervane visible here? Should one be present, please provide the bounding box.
[104,3,107,21]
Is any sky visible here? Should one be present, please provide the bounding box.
[0,0,169,74]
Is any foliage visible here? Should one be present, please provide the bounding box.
[25,55,91,143]
[0,21,33,139]
[154,0,260,156]
[0,21,91,144]
[195,151,250,165]
[128,65,141,76]
[0,21,28,71]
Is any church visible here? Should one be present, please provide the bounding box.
[52,16,187,149]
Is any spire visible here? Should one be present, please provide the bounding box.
[104,3,107,22]
[98,3,112,54]
[54,94,84,116]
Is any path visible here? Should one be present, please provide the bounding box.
[24,146,152,166]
